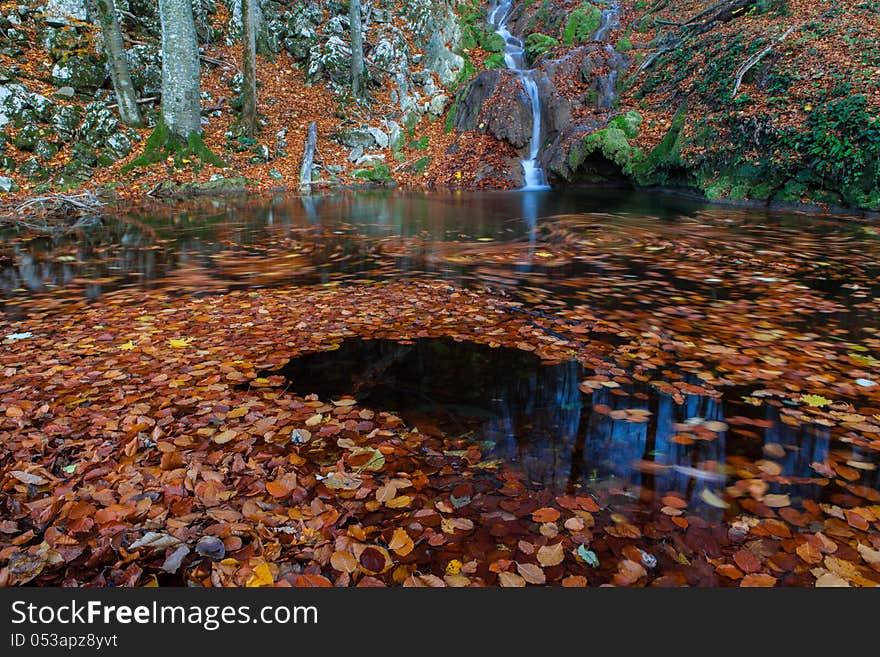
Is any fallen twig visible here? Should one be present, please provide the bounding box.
[732,24,798,97]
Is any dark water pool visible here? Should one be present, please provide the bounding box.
[262,337,879,512]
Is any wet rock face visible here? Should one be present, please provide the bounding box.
[453,70,534,151]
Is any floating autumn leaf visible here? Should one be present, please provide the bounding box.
[118,340,137,350]
[265,480,291,498]
[815,573,850,587]
[532,507,560,523]
[167,337,194,348]
[246,562,274,587]
[515,562,546,585]
[330,551,358,574]
[9,470,47,486]
[763,494,790,508]
[699,488,729,509]
[445,559,463,576]
[350,447,385,472]
[857,543,880,567]
[356,545,392,575]
[498,571,526,587]
[740,574,777,587]
[320,471,363,490]
[577,545,599,567]
[389,528,415,557]
[537,542,565,567]
[213,429,238,444]
[801,394,831,408]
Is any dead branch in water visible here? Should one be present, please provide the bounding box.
[0,191,105,234]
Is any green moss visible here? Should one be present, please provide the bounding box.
[569,124,644,175]
[352,163,393,184]
[484,53,506,69]
[631,105,688,184]
[412,156,432,173]
[123,119,225,172]
[609,111,643,139]
[562,4,602,45]
[525,33,559,60]
[615,36,633,53]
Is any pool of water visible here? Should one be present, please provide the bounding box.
[3,188,879,519]
[258,336,879,512]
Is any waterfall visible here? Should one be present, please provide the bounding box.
[594,5,621,43]
[488,0,550,191]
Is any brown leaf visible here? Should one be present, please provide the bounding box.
[537,542,565,567]
[516,562,546,585]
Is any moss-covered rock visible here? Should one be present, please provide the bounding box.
[562,4,602,45]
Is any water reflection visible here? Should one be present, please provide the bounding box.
[270,337,878,517]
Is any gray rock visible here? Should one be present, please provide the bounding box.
[355,153,385,167]
[326,15,349,35]
[104,132,132,159]
[80,102,118,147]
[55,86,75,98]
[307,35,350,87]
[195,536,225,560]
[51,56,106,93]
[34,139,59,162]
[51,104,82,142]
[13,123,41,151]
[452,70,500,132]
[373,37,409,76]
[388,121,404,152]
[348,145,364,162]
[367,127,389,149]
[45,0,88,22]
[0,175,18,192]
[429,94,449,116]
[335,127,376,149]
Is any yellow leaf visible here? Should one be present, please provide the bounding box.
[168,337,193,348]
[445,559,463,576]
[699,488,729,509]
[246,562,274,587]
[389,528,415,557]
[802,394,831,408]
[119,340,137,351]
[142,574,159,587]
[385,495,411,508]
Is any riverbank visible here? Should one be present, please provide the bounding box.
[0,1,877,214]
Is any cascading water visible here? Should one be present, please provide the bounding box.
[594,5,621,42]
[488,0,550,191]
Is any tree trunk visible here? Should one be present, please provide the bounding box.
[299,121,317,194]
[240,0,258,136]
[95,0,142,127]
[158,0,201,140]
[349,0,365,98]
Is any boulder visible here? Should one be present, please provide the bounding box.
[452,70,501,132]
[453,71,533,151]
[367,127,390,149]
[51,56,107,93]
[429,94,449,116]
[51,104,83,142]
[334,128,376,149]
[45,0,89,22]
[0,175,18,192]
